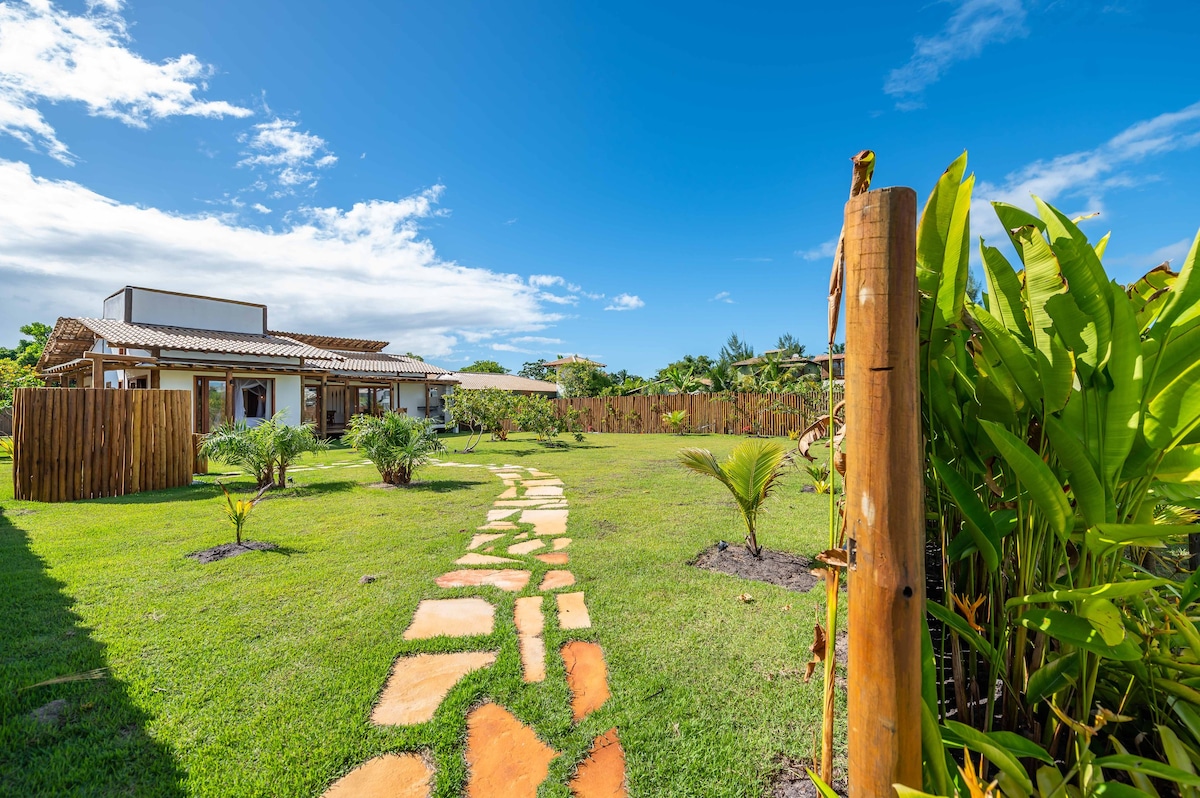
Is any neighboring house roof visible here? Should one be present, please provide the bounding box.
[269,331,388,353]
[810,354,845,363]
[38,317,330,370]
[732,352,814,368]
[307,351,453,376]
[543,355,606,367]
[450,372,559,392]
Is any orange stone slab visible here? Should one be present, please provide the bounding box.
[372,652,497,725]
[468,533,505,550]
[556,592,591,629]
[456,552,519,566]
[435,570,531,592]
[562,641,610,721]
[535,552,569,566]
[508,539,545,556]
[552,538,572,550]
[524,485,564,497]
[479,521,518,531]
[514,596,546,683]
[322,753,433,798]
[488,509,520,521]
[497,487,519,499]
[570,728,628,798]
[522,478,564,487]
[494,500,552,507]
[521,509,568,536]
[403,598,495,640]
[539,570,576,591]
[527,470,554,478]
[465,703,557,797]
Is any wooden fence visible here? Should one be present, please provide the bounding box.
[551,390,844,437]
[12,388,194,502]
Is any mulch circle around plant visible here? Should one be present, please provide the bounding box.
[768,754,848,798]
[692,544,820,592]
[186,541,278,563]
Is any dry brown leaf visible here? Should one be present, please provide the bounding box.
[803,623,828,683]
[796,416,830,461]
[737,593,754,603]
[816,549,849,569]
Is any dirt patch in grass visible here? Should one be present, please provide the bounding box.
[692,544,819,592]
[768,754,847,797]
[187,541,278,563]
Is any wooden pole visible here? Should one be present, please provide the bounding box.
[844,186,922,798]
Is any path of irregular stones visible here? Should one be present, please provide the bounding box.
[322,462,627,798]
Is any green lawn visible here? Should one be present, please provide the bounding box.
[0,433,841,797]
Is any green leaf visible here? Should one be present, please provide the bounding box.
[1093,784,1161,798]
[1017,609,1142,660]
[918,153,972,336]
[931,456,999,572]
[980,420,1073,541]
[1095,755,1200,787]
[970,304,1044,405]
[1157,227,1200,329]
[927,600,1001,668]
[984,730,1053,764]
[1145,359,1200,450]
[1043,414,1106,528]
[805,770,842,798]
[1025,654,1080,705]
[980,241,1034,344]
[943,720,1034,795]
[1081,597,1126,646]
[1006,579,1169,608]
[1086,523,1180,554]
[921,700,953,798]
[1157,446,1200,484]
[1104,284,1145,481]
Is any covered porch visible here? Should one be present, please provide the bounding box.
[303,377,452,437]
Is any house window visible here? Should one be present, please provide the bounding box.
[234,378,273,425]
[374,388,391,413]
[195,377,227,433]
[302,386,319,425]
[356,387,372,415]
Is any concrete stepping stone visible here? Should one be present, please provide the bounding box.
[372,652,497,726]
[497,487,519,499]
[522,478,564,487]
[514,532,530,540]
[552,538,571,551]
[528,470,554,478]
[321,753,433,798]
[556,592,591,629]
[539,570,576,591]
[535,552,569,566]
[456,552,519,566]
[436,570,531,592]
[494,500,552,507]
[479,521,518,531]
[468,533,505,550]
[403,598,495,640]
[465,702,557,797]
[508,539,545,555]
[514,596,546,682]
[562,641,610,721]
[570,728,628,798]
[525,486,564,497]
[520,509,568,536]
[488,509,520,521]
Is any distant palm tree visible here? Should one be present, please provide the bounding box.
[662,365,701,394]
[345,413,446,485]
[678,439,790,557]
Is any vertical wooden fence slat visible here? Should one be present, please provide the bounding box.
[11,389,192,502]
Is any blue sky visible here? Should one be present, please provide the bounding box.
[1,0,1198,376]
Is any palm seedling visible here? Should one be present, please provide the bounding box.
[662,409,688,435]
[678,439,790,557]
[344,413,446,485]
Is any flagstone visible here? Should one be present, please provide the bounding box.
[468,533,505,550]
[521,478,564,487]
[494,500,552,507]
[456,552,519,566]
[539,570,575,591]
[508,539,545,555]
[556,592,591,629]
[514,532,529,540]
[436,570,531,592]
[321,753,433,798]
[520,509,568,536]
[479,521,518,531]
[570,728,627,798]
[524,486,564,497]
[562,642,610,721]
[488,509,520,521]
[372,652,497,726]
[465,703,557,797]
[403,598,495,640]
[514,596,545,682]
[535,552,569,565]
[552,538,571,550]
[528,470,554,478]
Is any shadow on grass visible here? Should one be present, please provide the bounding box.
[403,479,476,493]
[0,509,185,797]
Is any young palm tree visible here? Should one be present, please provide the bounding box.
[344,413,446,485]
[270,421,329,485]
[662,409,688,435]
[678,439,790,556]
[200,412,327,488]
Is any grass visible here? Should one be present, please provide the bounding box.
[0,432,842,797]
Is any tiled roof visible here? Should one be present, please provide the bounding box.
[269,330,389,353]
[308,351,453,376]
[75,318,331,358]
[542,355,606,367]
[450,372,559,392]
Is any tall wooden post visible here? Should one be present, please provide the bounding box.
[844,186,923,797]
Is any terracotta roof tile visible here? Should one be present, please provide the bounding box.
[450,373,559,392]
[74,318,330,359]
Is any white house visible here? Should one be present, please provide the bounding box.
[37,286,457,435]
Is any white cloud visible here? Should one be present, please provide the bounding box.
[238,118,337,192]
[973,100,1200,240]
[884,0,1027,107]
[1107,237,1193,271]
[0,160,561,358]
[537,292,579,306]
[251,203,271,214]
[511,336,562,345]
[490,343,533,353]
[709,291,734,304]
[0,0,250,164]
[529,274,564,288]
[795,238,838,261]
[604,293,644,312]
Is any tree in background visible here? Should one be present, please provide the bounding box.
[718,332,754,368]
[654,354,713,382]
[557,361,612,397]
[513,394,559,440]
[0,322,52,368]
[446,387,515,450]
[518,359,553,381]
[1,360,42,408]
[460,359,509,374]
[774,332,806,358]
[404,352,425,362]
[344,413,445,485]
[829,342,845,354]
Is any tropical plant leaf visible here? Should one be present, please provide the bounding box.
[927,600,1001,668]
[1085,523,1180,554]
[1006,579,1169,607]
[1104,283,1145,481]
[1081,597,1126,646]
[984,730,1053,765]
[1043,414,1106,529]
[918,153,972,335]
[931,455,1000,572]
[1157,227,1200,330]
[1145,359,1200,450]
[942,720,1034,795]
[1025,654,1080,705]
[1017,609,1142,661]
[1095,755,1200,788]
[980,241,1034,343]
[980,420,1073,541]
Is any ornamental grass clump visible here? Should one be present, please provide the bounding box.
[678,439,790,557]
[344,413,445,485]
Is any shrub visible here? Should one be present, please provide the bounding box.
[446,388,514,451]
[344,413,445,485]
[678,439,790,557]
[200,412,327,488]
[514,395,559,441]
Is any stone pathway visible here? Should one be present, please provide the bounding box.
[322,462,627,797]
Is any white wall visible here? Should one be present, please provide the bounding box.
[396,383,427,416]
[158,371,302,429]
[128,288,265,333]
[274,376,301,426]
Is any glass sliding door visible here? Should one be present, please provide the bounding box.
[195,377,227,433]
